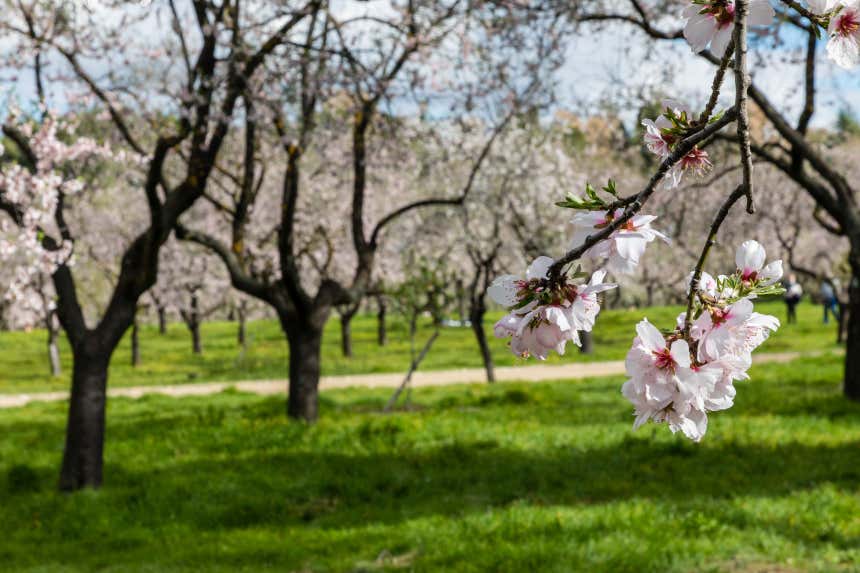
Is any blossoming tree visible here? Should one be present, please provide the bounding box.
[1,0,318,490]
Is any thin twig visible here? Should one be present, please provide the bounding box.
[682,185,748,334]
[699,41,735,125]
[733,0,755,214]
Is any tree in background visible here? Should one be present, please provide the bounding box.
[0,0,316,490]
[178,1,565,420]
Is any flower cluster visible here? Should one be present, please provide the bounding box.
[621,240,783,441]
[641,102,713,188]
[488,256,617,359]
[682,0,775,56]
[0,114,111,313]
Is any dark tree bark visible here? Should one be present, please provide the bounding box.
[337,303,359,358]
[237,302,247,350]
[157,305,168,335]
[59,344,111,491]
[180,292,204,355]
[470,305,495,383]
[283,316,324,421]
[376,295,388,346]
[579,331,594,355]
[466,245,500,383]
[131,314,140,367]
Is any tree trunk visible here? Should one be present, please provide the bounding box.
[191,322,202,355]
[470,305,495,383]
[237,303,247,350]
[59,349,109,491]
[157,306,167,335]
[579,331,594,355]
[131,317,140,367]
[844,261,860,400]
[285,321,324,421]
[837,301,848,344]
[340,313,354,358]
[376,296,387,347]
[47,318,61,377]
[190,293,202,355]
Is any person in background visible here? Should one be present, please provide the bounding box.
[783,273,802,324]
[820,278,840,324]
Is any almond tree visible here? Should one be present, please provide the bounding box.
[178,1,566,420]
[0,0,317,490]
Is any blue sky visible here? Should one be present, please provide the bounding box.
[2,1,856,130]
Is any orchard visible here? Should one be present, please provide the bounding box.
[0,1,859,571]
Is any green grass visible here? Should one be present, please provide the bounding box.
[0,300,843,393]
[0,354,857,572]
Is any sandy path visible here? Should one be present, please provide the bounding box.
[0,351,820,409]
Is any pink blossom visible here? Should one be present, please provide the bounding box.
[569,209,669,275]
[683,0,775,57]
[826,1,860,68]
[488,256,616,359]
[692,298,780,362]
[735,239,783,285]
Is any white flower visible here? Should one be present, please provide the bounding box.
[622,319,693,427]
[683,0,775,56]
[735,240,783,285]
[569,209,669,275]
[826,1,860,68]
[692,298,780,362]
[642,116,672,157]
[570,269,617,331]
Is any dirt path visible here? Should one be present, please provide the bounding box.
[0,351,823,409]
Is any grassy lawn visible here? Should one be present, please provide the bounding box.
[0,354,857,572]
[0,300,843,393]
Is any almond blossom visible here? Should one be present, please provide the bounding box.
[735,239,783,286]
[622,240,784,442]
[621,319,713,441]
[641,104,713,188]
[826,1,860,68]
[488,256,616,359]
[691,297,780,362]
[682,0,775,57]
[568,209,669,275]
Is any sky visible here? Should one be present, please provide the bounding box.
[1,0,857,130]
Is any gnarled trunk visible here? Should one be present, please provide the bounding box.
[284,319,324,421]
[59,346,109,491]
